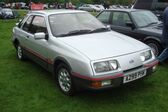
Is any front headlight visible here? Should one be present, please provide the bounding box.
[140,50,152,62]
[93,60,118,73]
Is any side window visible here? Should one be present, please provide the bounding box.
[83,4,86,7]
[18,15,28,28]
[29,16,47,34]
[97,11,111,23]
[112,12,131,27]
[22,16,33,32]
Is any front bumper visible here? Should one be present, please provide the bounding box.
[72,60,158,90]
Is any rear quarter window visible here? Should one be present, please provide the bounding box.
[18,15,28,28]
[97,11,111,23]
[22,15,33,32]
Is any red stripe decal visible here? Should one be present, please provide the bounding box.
[72,72,124,81]
[144,60,159,68]
[21,45,54,65]
[48,59,54,65]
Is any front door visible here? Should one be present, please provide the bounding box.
[21,15,49,68]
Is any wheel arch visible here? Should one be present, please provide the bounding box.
[144,36,161,44]
[144,36,164,48]
[53,56,72,75]
[13,38,19,49]
[144,36,164,56]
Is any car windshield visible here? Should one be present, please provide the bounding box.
[49,12,108,37]
[131,11,159,27]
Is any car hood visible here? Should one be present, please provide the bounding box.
[139,24,162,37]
[58,31,149,60]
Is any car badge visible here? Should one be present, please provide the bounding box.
[129,59,134,64]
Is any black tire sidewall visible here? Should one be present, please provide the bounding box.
[146,40,162,56]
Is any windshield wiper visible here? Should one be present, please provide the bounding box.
[57,30,91,37]
[89,27,110,33]
[145,22,158,27]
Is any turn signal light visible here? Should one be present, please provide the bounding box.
[90,80,112,88]
[91,81,102,88]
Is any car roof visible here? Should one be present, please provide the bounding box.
[2,8,12,10]
[29,9,86,16]
[105,8,149,12]
[1,8,12,11]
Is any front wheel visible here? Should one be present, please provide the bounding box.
[145,40,163,57]
[56,63,75,96]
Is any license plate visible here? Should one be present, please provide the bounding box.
[123,70,146,83]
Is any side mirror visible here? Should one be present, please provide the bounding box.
[126,22,135,29]
[34,32,46,40]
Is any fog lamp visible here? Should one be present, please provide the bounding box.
[102,80,111,86]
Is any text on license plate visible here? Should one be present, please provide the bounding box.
[123,70,146,83]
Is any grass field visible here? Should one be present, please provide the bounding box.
[0,10,168,112]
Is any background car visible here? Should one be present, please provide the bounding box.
[0,2,5,8]
[0,8,15,19]
[12,10,158,96]
[132,0,168,20]
[94,4,105,11]
[78,4,101,12]
[97,9,164,56]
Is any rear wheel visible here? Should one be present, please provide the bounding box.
[56,63,75,96]
[16,44,25,60]
[145,40,162,56]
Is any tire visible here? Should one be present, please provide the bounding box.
[56,63,75,96]
[145,40,163,57]
[16,44,25,60]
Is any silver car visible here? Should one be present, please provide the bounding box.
[12,10,158,96]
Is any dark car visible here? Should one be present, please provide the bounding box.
[132,0,168,20]
[0,8,15,19]
[97,9,164,56]
[0,2,5,8]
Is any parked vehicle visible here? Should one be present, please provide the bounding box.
[110,5,129,9]
[94,4,105,11]
[44,4,48,9]
[132,0,168,20]
[0,2,5,8]
[12,10,158,96]
[0,8,15,19]
[78,4,101,12]
[97,9,164,56]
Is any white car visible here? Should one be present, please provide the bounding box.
[94,4,105,11]
[79,4,101,12]
[12,10,158,96]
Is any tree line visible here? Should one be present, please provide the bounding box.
[1,0,133,5]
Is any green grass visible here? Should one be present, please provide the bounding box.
[0,10,168,112]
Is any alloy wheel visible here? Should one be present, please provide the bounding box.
[58,68,72,92]
[17,45,23,59]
